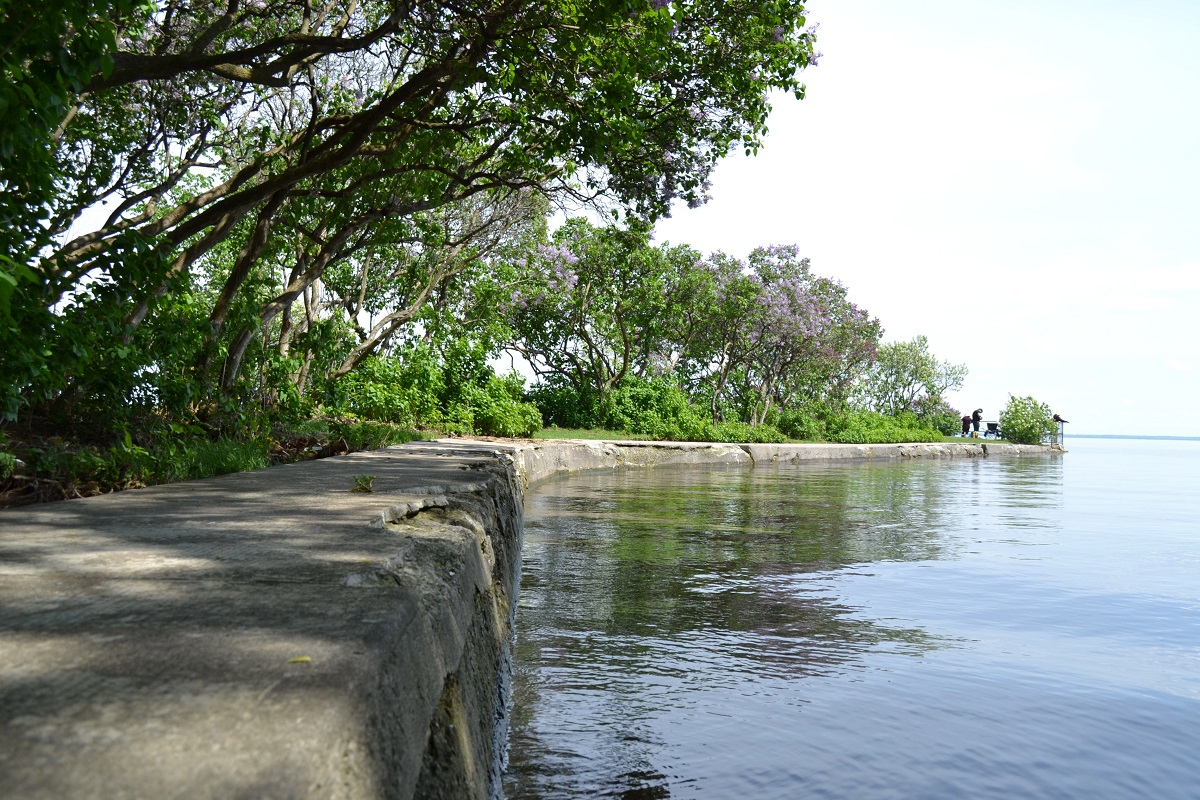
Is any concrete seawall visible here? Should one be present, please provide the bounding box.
[507,439,1059,488]
[0,439,1060,798]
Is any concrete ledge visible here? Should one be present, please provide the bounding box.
[738,440,1060,464]
[0,437,1060,798]
[493,438,1061,488]
[1,448,523,800]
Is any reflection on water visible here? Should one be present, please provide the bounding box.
[503,442,1200,799]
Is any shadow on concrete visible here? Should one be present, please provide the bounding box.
[0,442,509,799]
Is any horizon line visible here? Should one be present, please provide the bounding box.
[1066,434,1200,441]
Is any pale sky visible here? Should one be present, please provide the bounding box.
[655,0,1200,436]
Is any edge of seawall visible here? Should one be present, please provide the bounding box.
[499,438,1063,489]
[0,438,1062,799]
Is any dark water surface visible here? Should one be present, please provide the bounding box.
[502,439,1200,799]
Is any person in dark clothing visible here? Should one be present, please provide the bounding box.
[971,408,983,435]
[961,414,972,436]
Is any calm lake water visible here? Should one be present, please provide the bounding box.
[502,438,1200,799]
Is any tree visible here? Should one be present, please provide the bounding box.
[3,0,822,427]
[501,217,702,410]
[0,0,155,268]
[683,246,880,424]
[998,395,1056,445]
[859,335,967,416]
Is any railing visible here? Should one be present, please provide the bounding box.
[1046,421,1066,445]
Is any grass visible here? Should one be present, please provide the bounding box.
[533,427,993,445]
[0,416,433,508]
[533,427,658,441]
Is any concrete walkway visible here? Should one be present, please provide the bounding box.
[0,442,525,800]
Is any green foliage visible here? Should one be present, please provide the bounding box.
[351,475,376,493]
[504,218,704,412]
[0,451,16,481]
[528,377,602,430]
[0,0,155,264]
[9,0,820,439]
[533,376,787,443]
[912,396,963,437]
[459,374,543,438]
[329,354,438,427]
[771,406,828,441]
[708,420,788,444]
[166,438,269,482]
[600,377,710,441]
[824,411,944,444]
[0,416,433,506]
[327,348,539,438]
[998,395,1057,445]
[770,406,943,443]
[507,224,881,438]
[859,335,967,416]
[533,427,657,441]
[15,431,268,489]
[327,419,428,452]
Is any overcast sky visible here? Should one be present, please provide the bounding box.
[654,0,1200,436]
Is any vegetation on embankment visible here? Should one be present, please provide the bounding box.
[0,418,428,508]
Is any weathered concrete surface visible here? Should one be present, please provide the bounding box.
[0,436,1060,799]
[0,445,524,800]
[738,440,1061,464]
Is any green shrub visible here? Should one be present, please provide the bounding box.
[528,377,601,429]
[601,377,710,440]
[707,420,788,443]
[771,406,827,441]
[460,373,543,437]
[998,395,1057,445]
[328,354,442,426]
[328,418,427,451]
[913,396,963,437]
[329,351,540,438]
[825,410,943,444]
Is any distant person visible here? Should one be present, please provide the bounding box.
[972,408,983,436]
[1054,413,1069,424]
[961,414,972,436]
